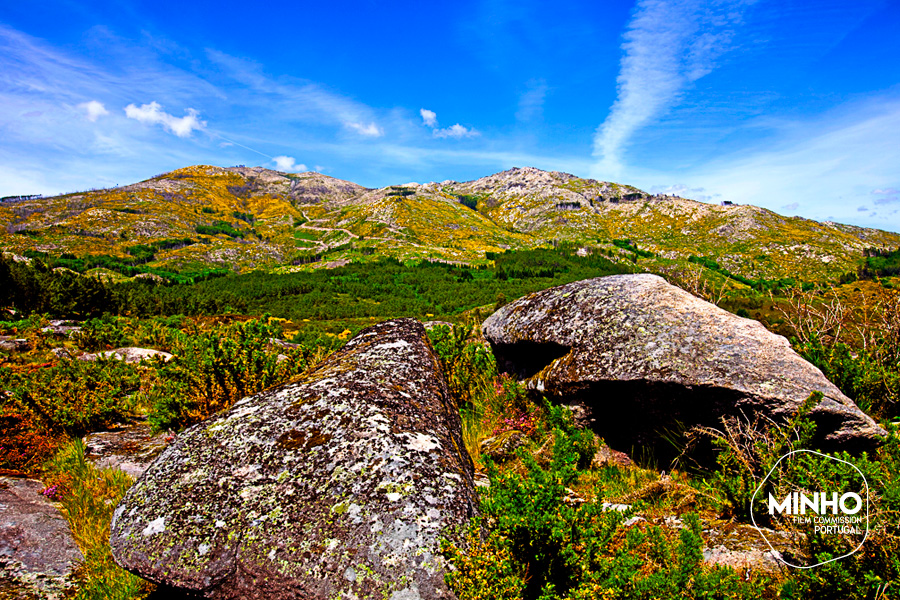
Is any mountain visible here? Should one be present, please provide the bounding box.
[2,165,898,281]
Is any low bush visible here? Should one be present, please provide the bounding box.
[146,317,323,431]
[74,315,129,351]
[444,407,770,600]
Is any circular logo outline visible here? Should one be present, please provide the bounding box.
[750,448,870,569]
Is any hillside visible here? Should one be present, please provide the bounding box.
[2,165,898,281]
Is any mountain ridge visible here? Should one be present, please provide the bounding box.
[2,164,898,282]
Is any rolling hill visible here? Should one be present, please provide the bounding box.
[2,165,898,282]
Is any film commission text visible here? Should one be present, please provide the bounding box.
[768,492,864,535]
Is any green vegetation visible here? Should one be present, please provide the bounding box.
[125,238,195,263]
[435,320,900,599]
[0,315,335,473]
[841,246,900,283]
[0,246,632,320]
[196,220,244,238]
[457,193,480,210]
[442,403,773,599]
[146,317,329,431]
[2,224,899,597]
[688,254,813,291]
[7,250,228,290]
[232,210,256,224]
[43,440,155,599]
[612,238,654,258]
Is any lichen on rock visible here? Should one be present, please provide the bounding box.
[110,318,476,599]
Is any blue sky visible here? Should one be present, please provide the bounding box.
[1,0,899,232]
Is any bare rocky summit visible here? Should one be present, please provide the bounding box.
[482,274,886,457]
[110,318,476,600]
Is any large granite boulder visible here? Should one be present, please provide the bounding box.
[482,274,885,456]
[110,318,476,600]
[0,478,82,599]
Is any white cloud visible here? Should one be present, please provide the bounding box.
[345,121,383,137]
[78,100,109,122]
[872,188,898,195]
[433,124,479,139]
[782,202,800,211]
[124,101,206,137]
[273,155,306,172]
[593,0,755,176]
[420,108,437,127]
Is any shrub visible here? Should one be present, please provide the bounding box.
[146,318,322,431]
[74,315,129,351]
[427,324,499,462]
[444,409,768,599]
[0,358,143,439]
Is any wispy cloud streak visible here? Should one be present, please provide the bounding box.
[593,0,755,176]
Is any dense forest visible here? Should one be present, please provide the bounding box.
[0,246,633,320]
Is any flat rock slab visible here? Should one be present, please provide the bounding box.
[0,338,29,353]
[79,347,173,363]
[111,318,477,600]
[84,422,172,479]
[483,274,885,455]
[702,521,804,575]
[0,478,82,599]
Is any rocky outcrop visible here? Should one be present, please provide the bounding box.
[0,337,30,353]
[0,478,82,599]
[79,347,173,363]
[83,422,172,479]
[110,318,476,600]
[482,274,885,457]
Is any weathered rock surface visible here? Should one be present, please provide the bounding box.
[0,338,29,353]
[482,274,885,456]
[79,347,173,363]
[0,478,82,599]
[702,521,802,575]
[110,318,477,600]
[83,421,172,479]
[40,320,82,337]
[479,430,527,462]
